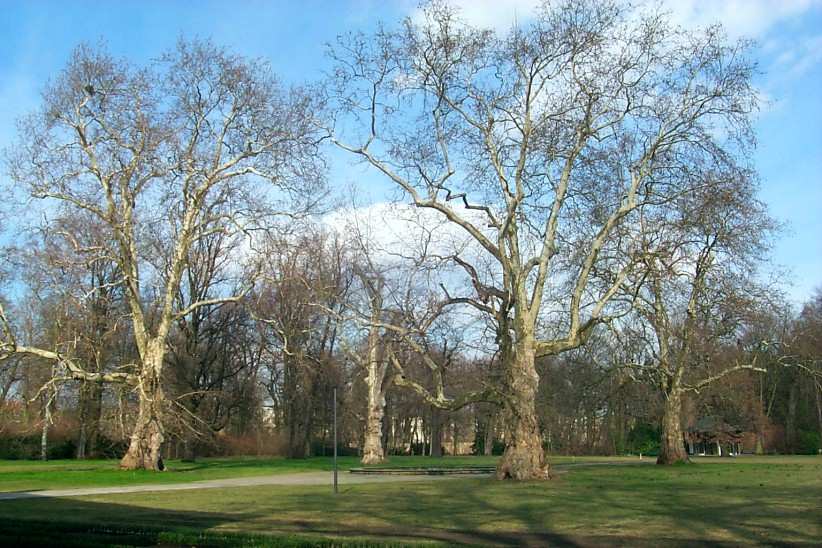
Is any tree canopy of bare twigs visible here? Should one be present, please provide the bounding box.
[1,39,326,469]
[326,0,760,478]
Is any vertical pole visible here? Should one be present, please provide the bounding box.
[333,386,338,494]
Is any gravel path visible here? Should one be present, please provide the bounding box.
[0,470,468,501]
[0,460,653,501]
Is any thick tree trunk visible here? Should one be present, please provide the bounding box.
[120,361,165,471]
[657,388,689,465]
[120,393,165,470]
[496,340,549,480]
[361,386,386,464]
[361,317,387,465]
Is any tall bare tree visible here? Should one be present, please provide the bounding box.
[327,0,758,478]
[622,171,778,464]
[1,40,324,469]
[254,228,350,458]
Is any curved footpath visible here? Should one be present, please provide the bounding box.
[0,460,652,501]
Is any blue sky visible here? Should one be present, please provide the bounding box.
[0,0,820,305]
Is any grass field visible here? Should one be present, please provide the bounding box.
[0,455,502,492]
[0,454,635,493]
[0,455,819,546]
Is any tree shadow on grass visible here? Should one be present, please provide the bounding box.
[540,464,822,546]
[262,467,821,547]
[0,497,236,547]
[0,464,818,547]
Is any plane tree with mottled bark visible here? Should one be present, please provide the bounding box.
[326,0,758,478]
[1,40,324,470]
[334,209,493,464]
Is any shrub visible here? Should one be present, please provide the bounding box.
[796,430,821,455]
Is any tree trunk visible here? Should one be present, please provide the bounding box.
[40,397,51,461]
[430,406,443,458]
[182,438,197,462]
[284,361,312,459]
[815,382,822,446]
[76,381,103,459]
[483,412,495,456]
[360,315,387,465]
[120,361,165,471]
[361,385,386,464]
[287,413,311,459]
[786,382,798,452]
[77,422,87,460]
[496,340,549,480]
[657,388,689,465]
[77,380,88,459]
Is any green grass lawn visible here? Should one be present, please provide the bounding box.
[0,455,504,492]
[0,455,819,546]
[0,454,638,493]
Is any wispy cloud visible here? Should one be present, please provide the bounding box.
[408,0,822,39]
[659,0,821,38]
[774,33,822,77]
[410,0,539,31]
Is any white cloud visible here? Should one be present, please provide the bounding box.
[658,0,820,38]
[409,0,821,39]
[323,201,478,267]
[410,0,540,31]
[775,33,822,76]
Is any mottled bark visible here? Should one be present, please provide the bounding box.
[496,340,549,480]
[657,388,689,465]
[120,351,165,471]
[358,274,389,466]
[40,397,51,461]
[120,386,165,470]
[361,388,386,464]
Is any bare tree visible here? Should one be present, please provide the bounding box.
[793,290,822,446]
[327,0,758,478]
[621,170,778,464]
[1,40,324,469]
[253,228,350,458]
[165,230,260,460]
[346,263,392,464]
[334,205,492,464]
